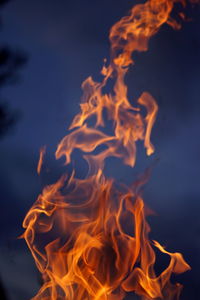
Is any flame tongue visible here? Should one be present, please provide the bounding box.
[23,173,190,300]
[23,0,196,299]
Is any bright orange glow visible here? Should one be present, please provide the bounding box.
[22,0,198,299]
[37,146,46,175]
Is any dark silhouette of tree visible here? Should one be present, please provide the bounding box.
[0,278,8,300]
[0,0,27,139]
[0,0,27,297]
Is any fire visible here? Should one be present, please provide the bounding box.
[22,0,198,299]
[37,146,46,175]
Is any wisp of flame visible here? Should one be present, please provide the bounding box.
[22,0,198,299]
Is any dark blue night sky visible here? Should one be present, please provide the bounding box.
[0,0,200,299]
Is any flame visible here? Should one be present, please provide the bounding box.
[37,146,46,175]
[23,0,197,299]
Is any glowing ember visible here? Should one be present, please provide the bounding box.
[22,0,198,299]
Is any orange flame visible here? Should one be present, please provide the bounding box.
[37,146,46,175]
[23,0,198,299]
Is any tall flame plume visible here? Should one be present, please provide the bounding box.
[22,0,198,299]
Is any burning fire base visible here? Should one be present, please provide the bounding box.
[22,0,198,299]
[23,173,190,300]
